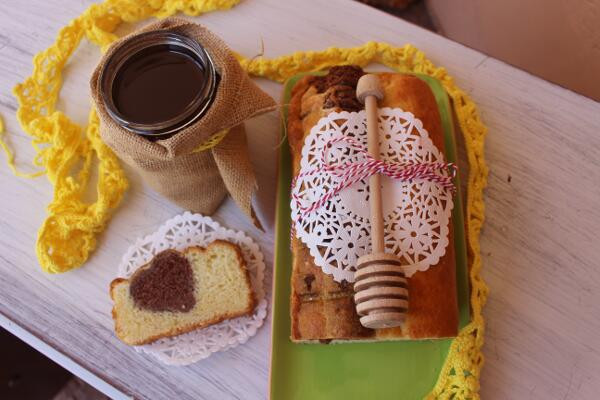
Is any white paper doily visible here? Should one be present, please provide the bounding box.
[117,212,267,366]
[291,108,454,282]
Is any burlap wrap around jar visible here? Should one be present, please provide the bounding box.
[90,18,275,225]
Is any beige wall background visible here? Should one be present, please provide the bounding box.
[427,0,600,101]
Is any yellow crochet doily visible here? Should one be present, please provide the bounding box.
[0,0,488,398]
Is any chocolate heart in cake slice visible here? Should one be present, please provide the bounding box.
[129,250,195,312]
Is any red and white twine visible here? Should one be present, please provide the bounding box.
[291,136,457,222]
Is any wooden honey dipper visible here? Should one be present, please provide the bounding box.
[353,74,409,329]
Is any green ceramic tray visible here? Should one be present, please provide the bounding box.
[270,72,469,400]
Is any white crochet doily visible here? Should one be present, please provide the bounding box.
[291,108,454,282]
[117,212,267,366]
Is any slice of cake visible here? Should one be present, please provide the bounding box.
[110,240,255,345]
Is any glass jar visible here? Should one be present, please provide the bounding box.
[99,31,218,140]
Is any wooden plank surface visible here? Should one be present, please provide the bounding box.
[0,0,598,399]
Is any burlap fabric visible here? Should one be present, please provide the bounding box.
[90,18,275,225]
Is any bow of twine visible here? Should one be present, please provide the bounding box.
[291,135,457,224]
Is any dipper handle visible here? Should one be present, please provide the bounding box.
[356,74,385,253]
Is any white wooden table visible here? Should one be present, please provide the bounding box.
[1,1,599,399]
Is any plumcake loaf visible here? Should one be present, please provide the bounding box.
[110,240,255,345]
[288,66,459,342]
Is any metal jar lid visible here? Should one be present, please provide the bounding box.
[99,31,218,139]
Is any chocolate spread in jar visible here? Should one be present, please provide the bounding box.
[112,44,206,125]
[129,250,195,312]
[99,31,219,139]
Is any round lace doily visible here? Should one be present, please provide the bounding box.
[291,108,454,282]
[117,212,267,366]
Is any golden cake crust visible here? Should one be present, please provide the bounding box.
[288,69,459,342]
